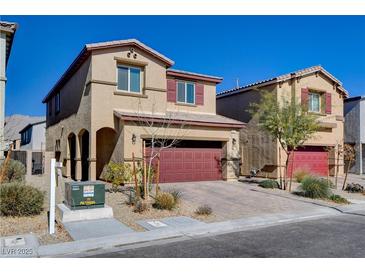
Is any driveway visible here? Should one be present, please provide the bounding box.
[160,181,332,221]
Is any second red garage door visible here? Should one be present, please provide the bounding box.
[147,147,223,183]
[287,146,328,177]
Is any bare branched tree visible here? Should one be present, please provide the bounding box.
[128,99,189,197]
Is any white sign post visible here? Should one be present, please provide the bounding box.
[49,158,56,234]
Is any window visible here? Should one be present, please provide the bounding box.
[21,129,31,145]
[55,92,60,114]
[309,92,320,113]
[117,66,141,93]
[48,100,52,116]
[176,81,195,104]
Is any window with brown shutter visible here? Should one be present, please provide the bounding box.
[325,92,332,114]
[166,79,177,102]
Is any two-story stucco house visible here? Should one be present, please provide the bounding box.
[344,96,365,175]
[217,66,348,178]
[42,39,244,183]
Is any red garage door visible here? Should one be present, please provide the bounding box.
[146,147,223,183]
[288,146,328,177]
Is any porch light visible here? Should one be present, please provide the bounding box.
[132,133,137,145]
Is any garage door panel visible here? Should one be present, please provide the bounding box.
[288,146,328,177]
[146,147,222,183]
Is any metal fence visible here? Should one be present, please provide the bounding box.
[10,150,44,175]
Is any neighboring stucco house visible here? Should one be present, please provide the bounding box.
[217,66,348,178]
[0,21,17,160]
[4,114,45,151]
[344,96,365,175]
[19,120,46,151]
[42,39,244,182]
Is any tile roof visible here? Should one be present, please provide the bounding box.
[167,69,223,82]
[114,109,245,128]
[217,65,349,98]
[4,115,45,141]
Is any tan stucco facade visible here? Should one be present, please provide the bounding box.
[45,42,241,182]
[217,69,346,178]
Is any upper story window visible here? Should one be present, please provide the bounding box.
[21,129,31,145]
[308,92,320,113]
[177,81,195,104]
[117,65,141,93]
[48,100,52,116]
[55,92,61,114]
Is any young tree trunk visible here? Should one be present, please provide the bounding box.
[288,150,295,192]
[283,152,290,191]
[156,155,160,197]
[143,141,147,200]
[278,146,283,189]
[342,159,352,190]
[132,153,140,198]
[335,146,340,189]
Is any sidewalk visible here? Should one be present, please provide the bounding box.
[36,202,365,258]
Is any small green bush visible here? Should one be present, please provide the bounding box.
[103,162,132,191]
[329,194,350,204]
[299,176,330,199]
[1,159,26,183]
[294,169,311,183]
[195,205,213,215]
[258,179,279,189]
[153,192,176,210]
[166,189,182,204]
[0,183,45,216]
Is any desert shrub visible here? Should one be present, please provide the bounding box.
[133,199,149,213]
[345,183,364,193]
[166,189,182,204]
[153,192,176,210]
[294,169,311,183]
[299,176,330,199]
[103,162,132,191]
[0,159,26,183]
[329,194,350,204]
[195,205,213,215]
[0,183,44,216]
[258,179,279,189]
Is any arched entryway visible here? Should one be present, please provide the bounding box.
[96,127,118,179]
[79,129,89,181]
[68,133,76,180]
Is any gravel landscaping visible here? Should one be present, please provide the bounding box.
[105,186,216,231]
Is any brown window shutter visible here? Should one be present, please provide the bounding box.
[301,87,309,109]
[167,79,176,102]
[325,92,332,114]
[195,83,204,105]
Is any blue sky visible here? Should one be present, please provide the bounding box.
[2,15,365,116]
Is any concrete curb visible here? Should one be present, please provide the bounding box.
[37,205,364,257]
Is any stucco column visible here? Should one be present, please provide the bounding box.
[75,135,82,181]
[0,32,6,160]
[26,150,32,176]
[223,130,240,181]
[65,157,71,177]
[89,130,97,181]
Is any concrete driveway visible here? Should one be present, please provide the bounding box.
[160,181,334,221]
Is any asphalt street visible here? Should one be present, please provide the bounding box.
[88,211,365,258]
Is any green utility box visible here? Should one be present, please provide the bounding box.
[64,181,105,210]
